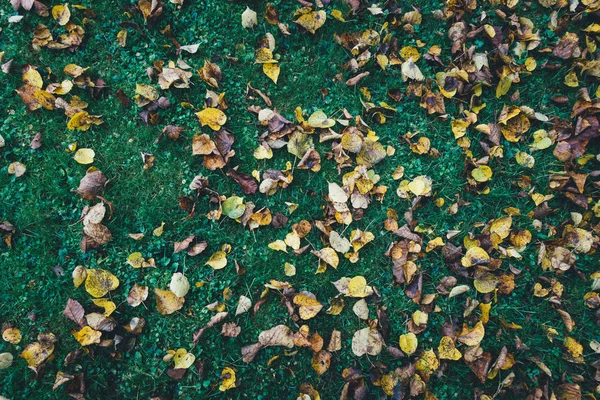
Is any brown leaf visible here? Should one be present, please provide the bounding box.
[241,342,263,363]
[126,283,149,307]
[63,298,85,327]
[75,170,108,201]
[311,350,331,375]
[227,169,258,194]
[221,322,241,338]
[174,235,195,253]
[30,132,42,149]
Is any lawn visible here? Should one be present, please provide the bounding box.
[0,0,599,399]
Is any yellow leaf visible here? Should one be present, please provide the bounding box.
[415,349,439,376]
[407,175,432,196]
[2,328,21,344]
[117,30,127,47]
[154,288,184,315]
[515,151,535,168]
[0,353,13,369]
[153,222,165,237]
[331,9,345,22]
[458,321,485,346]
[490,216,512,240]
[347,276,373,298]
[438,336,462,360]
[206,251,228,269]
[399,332,418,355]
[295,10,326,34]
[72,265,87,288]
[461,246,490,267]
[52,4,71,26]
[312,247,339,269]
[20,336,56,368]
[255,48,274,63]
[268,239,287,252]
[474,272,499,294]
[85,269,119,298]
[293,294,323,320]
[127,252,144,268]
[72,326,101,346]
[92,298,116,316]
[451,119,469,139]
[496,76,512,98]
[308,110,335,128]
[263,63,280,84]
[564,337,583,358]
[471,165,493,182]
[219,367,237,391]
[135,83,158,101]
[564,70,579,87]
[284,262,296,276]
[73,148,95,165]
[173,348,195,369]
[23,68,43,88]
[196,108,227,131]
[7,162,26,177]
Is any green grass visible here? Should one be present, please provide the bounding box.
[1,0,599,399]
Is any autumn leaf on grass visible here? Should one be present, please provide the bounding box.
[399,332,418,355]
[293,292,323,320]
[51,4,70,25]
[67,112,102,131]
[127,283,148,307]
[206,250,228,269]
[155,288,184,315]
[311,350,331,375]
[0,353,13,369]
[458,321,485,346]
[169,273,190,297]
[351,327,383,356]
[311,247,339,271]
[84,268,119,298]
[241,7,257,28]
[173,348,195,369]
[294,9,326,34]
[72,326,101,346]
[2,328,21,344]
[75,169,107,200]
[20,333,57,372]
[438,336,462,360]
[63,298,86,326]
[307,110,335,129]
[196,107,227,131]
[197,60,222,88]
[461,247,490,267]
[7,162,26,177]
[219,367,236,391]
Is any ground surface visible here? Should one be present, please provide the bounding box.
[0,0,599,399]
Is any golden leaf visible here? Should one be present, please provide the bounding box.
[219,367,237,391]
[154,288,185,315]
[196,108,227,131]
[72,326,102,346]
[84,269,119,298]
[399,332,418,355]
[206,251,228,269]
[52,4,71,26]
[438,336,462,360]
[458,321,485,346]
[263,63,280,84]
